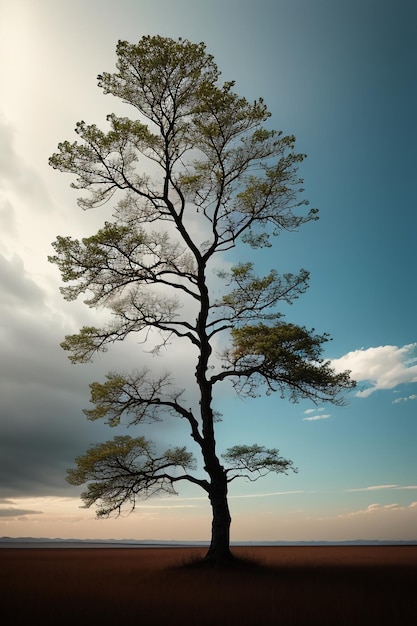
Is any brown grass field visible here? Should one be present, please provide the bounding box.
[1,546,416,625]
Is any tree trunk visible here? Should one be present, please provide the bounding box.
[204,476,234,565]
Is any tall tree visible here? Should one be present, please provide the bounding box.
[49,36,354,564]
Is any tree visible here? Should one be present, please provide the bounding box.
[49,36,354,565]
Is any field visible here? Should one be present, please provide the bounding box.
[1,546,416,625]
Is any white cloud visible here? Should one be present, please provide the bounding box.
[229,491,304,499]
[303,408,330,420]
[131,504,197,509]
[346,485,417,492]
[393,394,417,404]
[330,343,417,397]
[338,501,417,518]
[303,414,331,422]
[0,508,43,518]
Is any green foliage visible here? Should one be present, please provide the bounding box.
[49,36,354,525]
[213,262,309,325]
[222,444,297,480]
[221,322,355,402]
[84,370,189,426]
[67,435,199,517]
[98,37,220,132]
[49,222,196,307]
[60,326,108,364]
[49,36,317,256]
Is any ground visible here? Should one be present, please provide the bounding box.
[1,546,416,625]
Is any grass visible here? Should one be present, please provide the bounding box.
[1,546,416,625]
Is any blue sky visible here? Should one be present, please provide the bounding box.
[0,0,416,542]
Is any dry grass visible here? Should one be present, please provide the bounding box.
[1,546,416,625]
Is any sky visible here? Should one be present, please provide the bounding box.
[0,0,416,543]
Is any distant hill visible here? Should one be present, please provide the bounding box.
[1,537,416,548]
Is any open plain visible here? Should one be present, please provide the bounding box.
[1,545,416,625]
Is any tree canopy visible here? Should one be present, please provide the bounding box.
[49,36,354,564]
